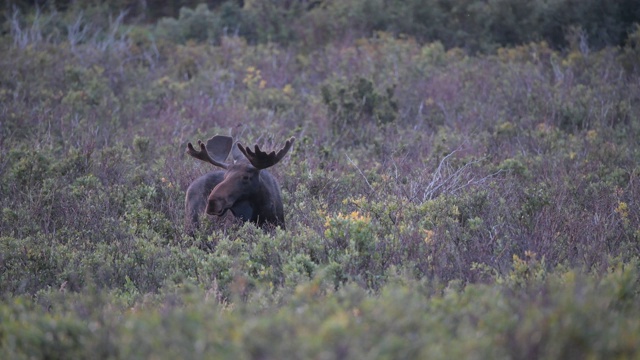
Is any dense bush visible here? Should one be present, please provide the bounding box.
[150,0,640,51]
[1,266,639,358]
[1,3,640,358]
[4,0,640,51]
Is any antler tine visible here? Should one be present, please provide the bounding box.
[238,137,295,170]
[186,140,229,169]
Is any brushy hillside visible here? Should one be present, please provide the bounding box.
[1,2,640,359]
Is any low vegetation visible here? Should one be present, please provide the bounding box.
[1,1,640,358]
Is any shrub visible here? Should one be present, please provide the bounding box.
[321,76,397,145]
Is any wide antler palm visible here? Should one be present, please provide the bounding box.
[186,135,233,169]
[237,137,295,169]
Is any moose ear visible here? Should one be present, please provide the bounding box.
[205,135,234,164]
[230,142,246,163]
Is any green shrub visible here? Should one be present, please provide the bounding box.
[321,76,397,145]
[155,2,247,45]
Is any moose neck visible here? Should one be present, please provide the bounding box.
[250,171,271,206]
[249,170,280,224]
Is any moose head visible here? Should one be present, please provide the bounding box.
[184,135,295,233]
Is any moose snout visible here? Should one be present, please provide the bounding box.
[207,183,236,216]
[206,197,229,216]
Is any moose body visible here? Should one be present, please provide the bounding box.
[184,135,294,233]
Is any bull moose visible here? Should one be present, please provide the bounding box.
[184,135,295,233]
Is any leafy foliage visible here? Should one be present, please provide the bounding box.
[321,76,397,144]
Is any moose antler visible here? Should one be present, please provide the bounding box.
[186,135,233,169]
[237,137,295,169]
